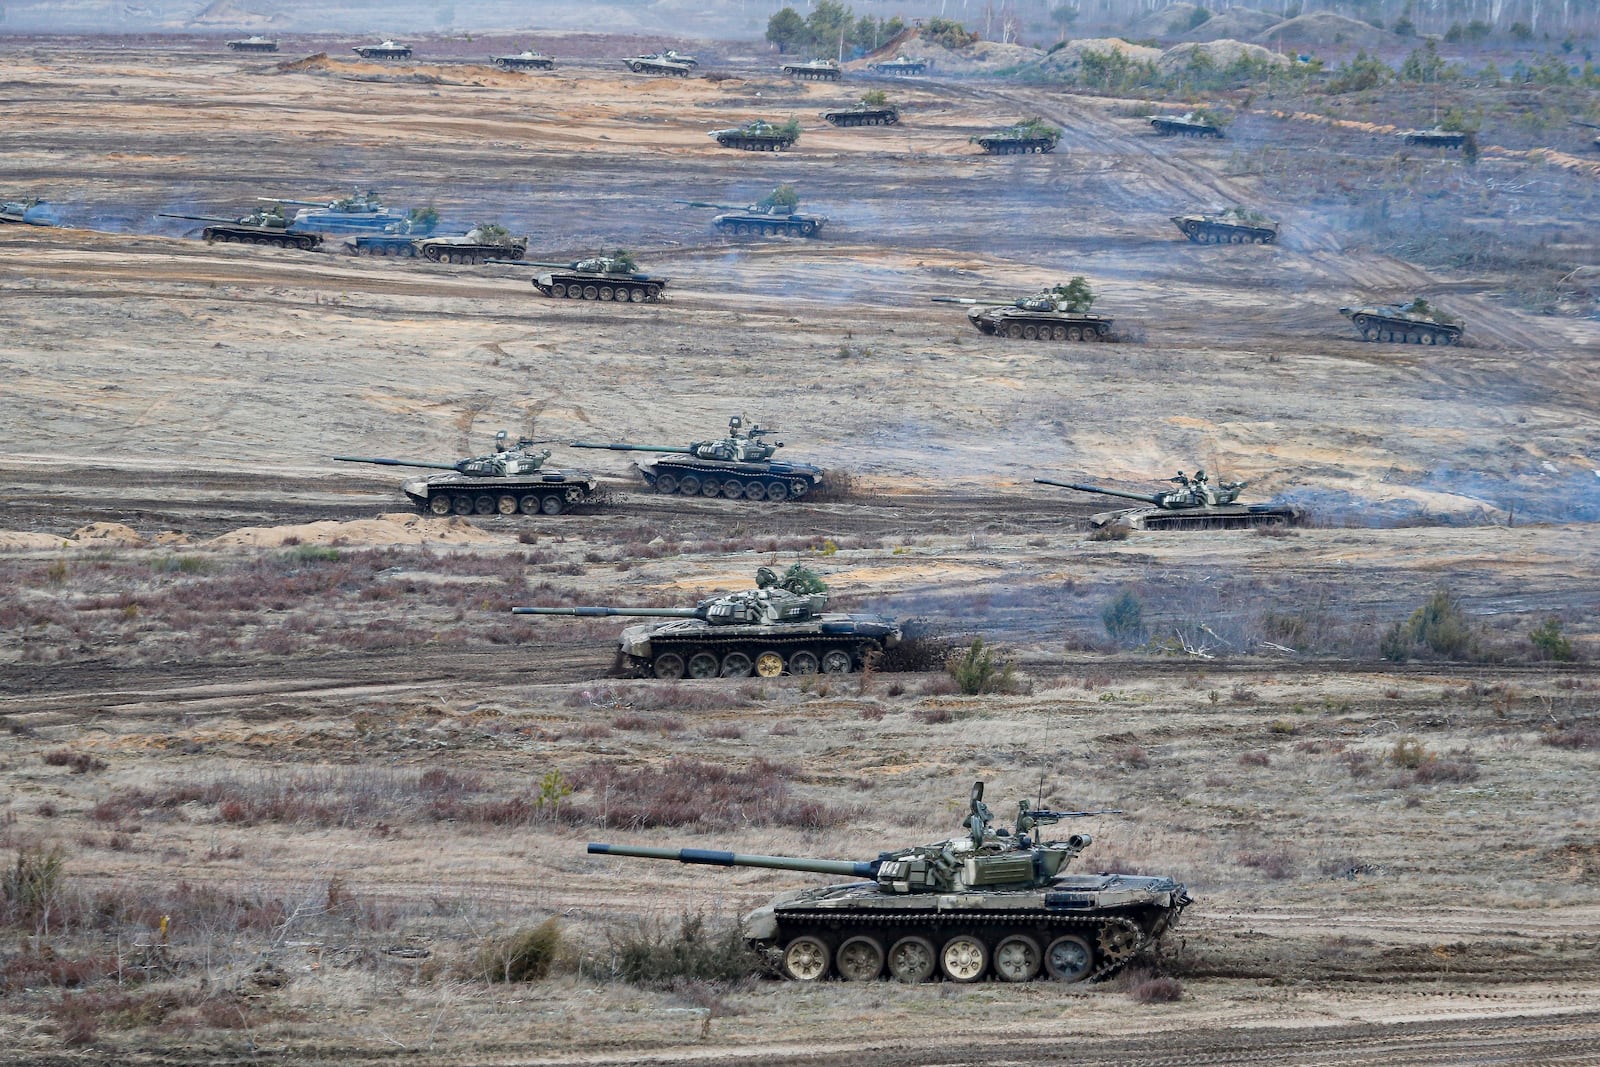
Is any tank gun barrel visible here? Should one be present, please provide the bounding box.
[1034,478,1161,505]
[159,213,238,224]
[588,843,876,879]
[512,606,702,619]
[569,441,689,454]
[258,198,333,207]
[332,455,460,472]
[675,200,741,210]
[930,297,983,305]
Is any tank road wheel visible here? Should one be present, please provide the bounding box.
[687,652,719,679]
[720,479,743,499]
[677,475,702,496]
[743,481,767,501]
[1422,331,1437,346]
[781,936,830,982]
[787,479,809,499]
[754,651,785,677]
[887,936,937,983]
[1097,923,1141,962]
[764,480,788,503]
[652,653,686,680]
[1066,326,1083,341]
[1052,325,1068,341]
[1043,934,1094,983]
[654,473,679,494]
[582,285,599,300]
[701,480,722,498]
[539,495,565,516]
[720,651,753,677]
[1362,327,1379,341]
[428,495,452,516]
[1021,324,1038,340]
[993,935,1042,982]
[551,284,567,297]
[800,221,818,236]
[788,650,819,675]
[1007,323,1025,339]
[939,935,988,983]
[473,494,496,516]
[451,494,475,516]
[497,494,518,515]
[836,936,885,981]
[518,495,542,515]
[820,649,853,674]
[628,287,645,302]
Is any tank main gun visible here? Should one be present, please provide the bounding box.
[1034,477,1166,506]
[588,843,878,879]
[160,210,292,229]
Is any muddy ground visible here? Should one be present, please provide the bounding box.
[1,36,1599,1065]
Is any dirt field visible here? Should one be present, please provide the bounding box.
[2,36,1599,1065]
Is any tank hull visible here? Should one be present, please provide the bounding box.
[200,225,322,250]
[350,234,419,257]
[966,306,1113,342]
[495,54,555,70]
[714,132,796,151]
[623,58,691,76]
[783,62,841,80]
[1171,215,1277,244]
[867,60,925,75]
[627,457,823,502]
[289,209,409,233]
[398,470,601,517]
[975,136,1056,155]
[1089,503,1305,531]
[711,211,825,237]
[617,613,900,679]
[1340,309,1462,346]
[227,39,278,52]
[532,271,667,302]
[419,239,527,265]
[354,45,412,59]
[1151,117,1223,138]
[820,106,898,127]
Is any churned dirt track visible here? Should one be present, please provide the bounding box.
[3,34,1600,1066]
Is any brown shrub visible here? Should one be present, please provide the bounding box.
[568,758,849,831]
[42,751,108,775]
[1543,722,1600,750]
[1238,750,1270,767]
[1237,848,1295,880]
[1129,974,1183,1003]
[914,707,953,725]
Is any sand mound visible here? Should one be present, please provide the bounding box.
[274,52,328,72]
[206,513,506,549]
[0,522,147,552]
[70,522,144,545]
[1257,12,1394,49]
[1158,39,1289,74]
[0,531,70,551]
[1178,8,1283,42]
[1036,37,1163,75]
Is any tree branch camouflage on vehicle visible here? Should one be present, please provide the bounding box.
[334,431,600,517]
[1036,469,1306,530]
[570,415,823,502]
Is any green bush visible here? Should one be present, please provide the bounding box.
[3,847,66,926]
[923,16,976,50]
[1101,590,1145,645]
[1382,589,1475,661]
[947,637,1016,695]
[1530,617,1575,662]
[474,917,562,982]
[288,544,340,563]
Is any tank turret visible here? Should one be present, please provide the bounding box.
[932,278,1112,343]
[336,431,553,478]
[1035,470,1304,530]
[333,432,599,517]
[587,781,1189,982]
[676,185,827,237]
[568,416,823,501]
[972,118,1060,155]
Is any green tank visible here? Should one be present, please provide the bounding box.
[710,120,800,151]
[158,206,323,251]
[227,36,278,53]
[494,50,556,70]
[0,198,60,226]
[1035,469,1305,530]
[932,277,1113,342]
[569,415,823,501]
[676,185,826,237]
[1401,126,1466,149]
[820,98,900,127]
[1150,112,1224,138]
[622,53,694,76]
[333,431,600,516]
[1171,207,1278,244]
[972,119,1060,155]
[514,564,900,679]
[866,55,926,76]
[494,253,668,302]
[1339,298,1463,345]
[353,40,412,60]
[416,224,527,265]
[587,780,1191,982]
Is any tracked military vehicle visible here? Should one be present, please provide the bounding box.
[499,253,668,302]
[159,206,323,251]
[1340,298,1463,345]
[227,36,278,53]
[711,120,799,151]
[933,278,1112,342]
[973,119,1060,155]
[783,58,841,80]
[1150,112,1224,138]
[1171,208,1278,244]
[515,564,898,678]
[867,55,926,75]
[334,431,599,516]
[623,54,693,76]
[588,780,1190,982]
[820,98,899,127]
[494,50,555,70]
[264,191,411,234]
[1035,469,1304,530]
[677,186,826,237]
[570,415,822,501]
[0,198,60,226]
[1401,126,1466,149]
[416,225,527,264]
[353,40,412,60]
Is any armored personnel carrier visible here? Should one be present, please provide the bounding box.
[1035,469,1304,530]
[494,50,556,70]
[1150,112,1224,138]
[1401,126,1466,148]
[159,206,323,251]
[334,431,599,516]
[676,185,826,237]
[353,40,412,60]
[0,198,60,226]
[867,55,927,75]
[416,224,527,264]
[514,564,898,678]
[933,278,1111,342]
[570,415,822,501]
[623,54,693,76]
[588,780,1190,981]
[711,120,799,151]
[1171,207,1278,244]
[227,36,278,52]
[972,119,1060,155]
[1340,298,1462,345]
[263,191,411,234]
[783,58,841,81]
[820,96,899,127]
[502,253,668,302]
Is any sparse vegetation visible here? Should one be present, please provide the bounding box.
[946,636,1019,695]
[473,917,563,982]
[1101,590,1145,645]
[1381,589,1476,662]
[605,911,761,986]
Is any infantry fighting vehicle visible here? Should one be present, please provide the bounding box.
[499,253,668,302]
[711,120,799,151]
[1150,112,1224,138]
[933,278,1112,342]
[1401,126,1466,148]
[514,563,898,678]
[1171,207,1278,244]
[1035,469,1304,530]
[334,431,600,516]
[416,224,527,264]
[783,58,841,80]
[588,780,1191,982]
[867,55,926,75]
[677,185,826,237]
[820,96,900,127]
[570,415,822,501]
[263,191,411,234]
[353,40,412,60]
[159,206,323,250]
[227,36,278,52]
[494,50,556,70]
[0,198,60,226]
[1339,298,1463,345]
[622,53,694,76]
[972,119,1060,154]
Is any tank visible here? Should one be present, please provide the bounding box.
[1171,207,1278,245]
[972,119,1060,155]
[227,36,278,53]
[494,50,555,70]
[353,40,412,60]
[932,278,1112,342]
[158,206,323,251]
[0,198,60,226]
[262,191,413,234]
[867,55,927,75]
[513,563,898,678]
[783,58,841,81]
[1401,127,1466,148]
[333,431,600,516]
[819,98,899,127]
[622,54,694,76]
[569,415,823,501]
[1035,469,1305,530]
[676,186,826,237]
[500,253,669,302]
[1150,112,1224,138]
[586,780,1191,982]
[415,225,527,265]
[1339,298,1463,345]
[710,120,799,151]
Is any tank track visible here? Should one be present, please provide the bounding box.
[639,462,816,502]
[715,134,796,151]
[972,313,1113,342]
[765,909,1156,982]
[1177,221,1276,245]
[414,481,594,518]
[784,65,840,81]
[1345,313,1462,346]
[533,276,665,302]
[976,137,1056,155]
[633,634,882,679]
[713,217,821,237]
[203,227,321,251]
[820,109,898,127]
